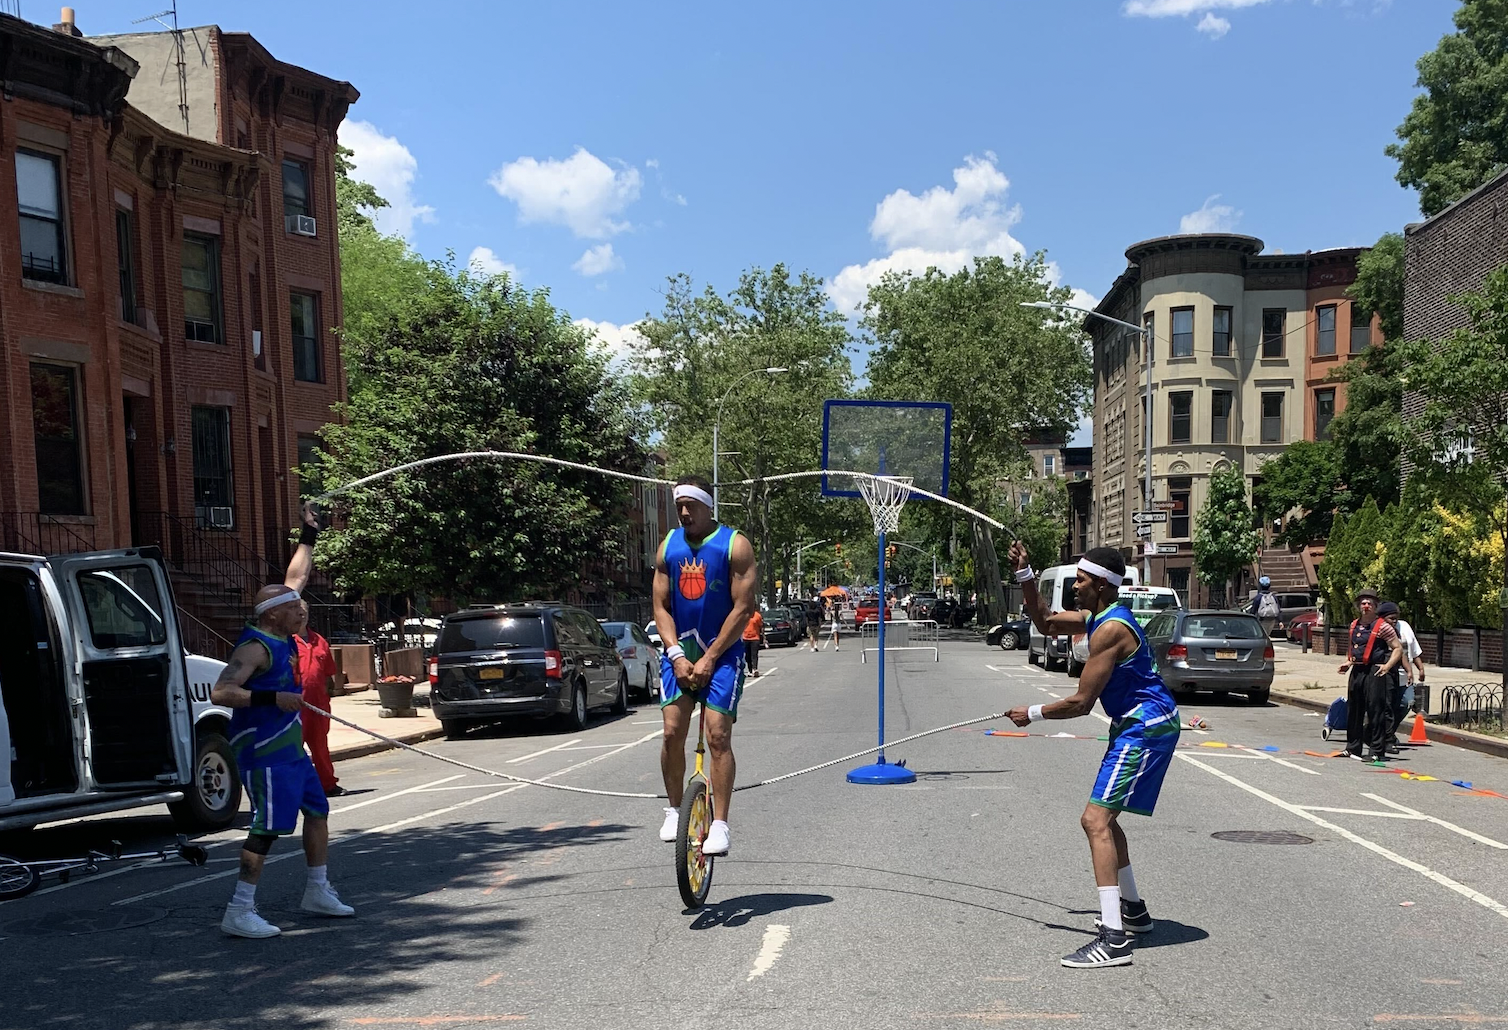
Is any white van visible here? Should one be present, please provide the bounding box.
[1068,584,1182,675]
[0,546,242,833]
[1027,565,1141,671]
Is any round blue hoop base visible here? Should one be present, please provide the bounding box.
[846,760,916,785]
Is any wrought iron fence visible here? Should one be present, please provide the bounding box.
[1438,682,1504,734]
[0,511,99,556]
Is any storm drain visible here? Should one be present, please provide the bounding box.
[1211,830,1315,846]
[0,905,167,936]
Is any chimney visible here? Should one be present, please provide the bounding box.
[53,7,82,37]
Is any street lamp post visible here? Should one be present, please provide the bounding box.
[712,366,788,521]
[1022,300,1153,586]
[793,539,829,599]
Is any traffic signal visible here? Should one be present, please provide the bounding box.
[835,542,842,557]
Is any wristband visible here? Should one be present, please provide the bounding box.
[1014,567,1036,583]
[1028,704,1044,723]
[666,645,686,663]
[299,523,319,547]
[251,690,277,707]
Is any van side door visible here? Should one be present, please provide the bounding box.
[49,551,193,789]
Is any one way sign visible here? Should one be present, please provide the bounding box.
[1132,510,1169,525]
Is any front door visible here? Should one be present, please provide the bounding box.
[50,552,193,788]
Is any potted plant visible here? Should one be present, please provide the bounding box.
[376,674,417,713]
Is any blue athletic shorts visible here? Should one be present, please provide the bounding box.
[1090,707,1180,816]
[243,755,329,836]
[660,654,745,721]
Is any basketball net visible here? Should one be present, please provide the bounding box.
[857,475,913,537]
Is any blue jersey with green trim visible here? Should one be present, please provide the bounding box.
[1086,604,1176,721]
[227,624,304,770]
[663,524,744,667]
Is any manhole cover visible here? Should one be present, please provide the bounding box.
[0,905,167,936]
[1211,830,1315,846]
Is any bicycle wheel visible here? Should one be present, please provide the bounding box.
[674,779,714,910]
[0,856,40,900]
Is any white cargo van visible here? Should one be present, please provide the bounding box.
[1067,584,1182,675]
[1027,565,1140,671]
[0,546,241,833]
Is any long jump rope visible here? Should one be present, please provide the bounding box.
[301,451,1507,804]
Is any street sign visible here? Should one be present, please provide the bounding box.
[1142,541,1156,556]
[1156,544,1178,555]
[1152,500,1177,510]
[1135,524,1153,538]
[1132,510,1169,525]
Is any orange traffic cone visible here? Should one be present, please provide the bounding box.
[1408,711,1430,745]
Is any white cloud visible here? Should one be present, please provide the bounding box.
[467,246,518,279]
[829,153,1027,314]
[1180,194,1242,233]
[574,318,644,366]
[572,243,623,277]
[1122,0,1269,15]
[1196,12,1232,36]
[488,148,642,239]
[338,119,436,239]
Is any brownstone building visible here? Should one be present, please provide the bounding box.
[0,12,356,650]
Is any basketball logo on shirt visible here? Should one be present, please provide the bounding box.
[678,557,708,601]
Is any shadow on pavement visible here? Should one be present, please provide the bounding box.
[689,891,833,929]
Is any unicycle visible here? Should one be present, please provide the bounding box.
[675,701,715,910]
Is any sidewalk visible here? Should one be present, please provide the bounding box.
[1269,642,1508,760]
[321,688,444,762]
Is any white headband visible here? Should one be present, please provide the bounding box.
[673,484,715,510]
[1077,559,1124,587]
[253,589,301,616]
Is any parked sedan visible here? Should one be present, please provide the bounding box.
[855,597,894,626]
[1144,609,1275,704]
[763,607,798,646]
[1285,610,1320,644]
[986,617,1031,650]
[601,620,660,701]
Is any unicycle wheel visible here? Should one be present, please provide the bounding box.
[0,856,40,900]
[674,779,714,910]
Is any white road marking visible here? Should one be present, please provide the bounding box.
[1298,806,1425,819]
[554,744,643,753]
[331,774,466,814]
[1362,793,1508,850]
[112,731,664,906]
[506,739,583,764]
[747,924,791,981]
[632,720,663,725]
[1179,753,1508,922]
[1236,745,1321,776]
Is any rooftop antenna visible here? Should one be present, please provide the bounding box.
[133,1,188,134]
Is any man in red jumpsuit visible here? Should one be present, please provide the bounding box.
[294,601,343,796]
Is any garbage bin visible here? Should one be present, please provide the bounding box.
[1414,682,1431,716]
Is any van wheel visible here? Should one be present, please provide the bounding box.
[1247,688,1271,705]
[559,682,589,732]
[169,732,241,831]
[611,673,629,716]
[441,718,472,740]
[1067,659,1084,678]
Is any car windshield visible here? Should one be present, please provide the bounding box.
[437,614,545,651]
[1180,615,1264,640]
[601,621,632,642]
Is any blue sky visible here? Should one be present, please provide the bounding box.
[77,0,1456,444]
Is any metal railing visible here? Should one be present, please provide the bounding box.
[858,618,939,664]
[177,606,237,661]
[1438,683,1504,734]
[0,511,99,556]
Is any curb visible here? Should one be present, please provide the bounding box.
[329,726,446,764]
[1270,690,1508,762]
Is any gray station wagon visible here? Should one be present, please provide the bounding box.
[1145,609,1275,704]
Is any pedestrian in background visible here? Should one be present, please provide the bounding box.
[1336,588,1405,762]
[295,601,342,796]
[743,607,765,677]
[1377,601,1425,745]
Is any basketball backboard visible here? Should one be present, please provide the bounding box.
[821,399,952,499]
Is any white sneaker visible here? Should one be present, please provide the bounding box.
[221,904,281,938]
[702,820,731,856]
[659,807,679,842]
[301,882,355,917]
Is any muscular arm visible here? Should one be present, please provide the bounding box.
[284,503,319,592]
[651,538,679,656]
[210,642,273,708]
[1009,620,1136,725]
[1019,575,1087,637]
[706,533,757,663]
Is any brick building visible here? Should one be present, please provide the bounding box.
[0,12,357,650]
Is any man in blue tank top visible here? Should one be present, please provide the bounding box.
[1008,544,1181,970]
[211,504,356,938]
[652,475,759,857]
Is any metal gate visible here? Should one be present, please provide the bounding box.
[859,618,939,663]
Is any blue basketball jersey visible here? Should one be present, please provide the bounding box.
[1085,604,1177,721]
[662,525,744,666]
[227,624,305,770]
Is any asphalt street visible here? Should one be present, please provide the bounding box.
[2,638,1507,1030]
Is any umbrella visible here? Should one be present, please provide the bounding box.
[820,585,849,598]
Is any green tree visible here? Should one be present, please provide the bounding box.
[1349,233,1405,342]
[1318,497,1386,622]
[1388,0,1508,216]
[1252,441,1344,548]
[1192,464,1262,602]
[862,253,1092,622]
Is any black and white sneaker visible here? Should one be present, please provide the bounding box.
[1061,926,1134,968]
[1121,899,1153,934]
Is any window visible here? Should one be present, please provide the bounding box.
[297,433,322,496]
[1166,566,1190,600]
[191,406,234,527]
[249,269,265,370]
[79,566,168,649]
[31,363,85,514]
[1170,307,1194,357]
[1316,305,1336,356]
[17,150,67,283]
[282,159,310,222]
[1169,391,1192,445]
[1261,392,1284,444]
[1315,388,1336,441]
[116,208,138,324]
[1143,312,1155,364]
[1211,389,1232,444]
[1262,309,1285,358]
[182,234,223,344]
[1212,306,1232,357]
[1043,454,1056,477]
[1169,477,1191,539]
[291,292,321,382]
[1350,305,1372,353]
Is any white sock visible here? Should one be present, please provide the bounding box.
[1098,886,1123,930]
[664,807,678,818]
[307,864,329,887]
[1118,865,1141,904]
[711,819,729,834]
[231,880,256,908]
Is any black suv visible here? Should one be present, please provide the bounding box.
[430,602,628,738]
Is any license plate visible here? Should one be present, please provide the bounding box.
[1215,649,1238,660]
[479,667,506,680]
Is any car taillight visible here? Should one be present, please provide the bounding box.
[544,650,563,679]
[1167,644,1188,660]
[428,657,438,687]
[619,647,635,658]
[1263,644,1275,660]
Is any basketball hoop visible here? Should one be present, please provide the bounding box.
[857,475,913,537]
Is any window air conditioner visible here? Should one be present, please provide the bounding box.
[208,506,235,529]
[291,215,317,237]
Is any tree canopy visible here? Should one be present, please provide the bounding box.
[1192,463,1261,600]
